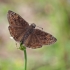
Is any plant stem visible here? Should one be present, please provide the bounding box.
[23,47,27,70]
[20,43,27,70]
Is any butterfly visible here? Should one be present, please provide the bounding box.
[7,10,57,49]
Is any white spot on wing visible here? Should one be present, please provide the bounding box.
[10,37,13,39]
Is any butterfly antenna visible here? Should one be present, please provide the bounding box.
[36,26,43,30]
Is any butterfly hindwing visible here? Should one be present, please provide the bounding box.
[24,30,42,49]
[8,26,27,41]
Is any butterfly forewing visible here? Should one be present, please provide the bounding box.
[34,29,57,45]
[8,10,29,27]
[8,10,29,41]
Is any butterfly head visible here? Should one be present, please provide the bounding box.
[31,23,36,28]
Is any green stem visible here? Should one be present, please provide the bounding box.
[19,43,27,70]
[23,47,27,70]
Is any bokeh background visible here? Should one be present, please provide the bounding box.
[0,0,70,70]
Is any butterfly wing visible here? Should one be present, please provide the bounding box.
[8,10,29,41]
[24,29,57,49]
[7,10,29,27]
[24,31,42,49]
[8,26,28,41]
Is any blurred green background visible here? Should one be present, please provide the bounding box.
[0,0,70,70]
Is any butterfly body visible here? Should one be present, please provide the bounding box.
[7,10,57,49]
[20,23,36,44]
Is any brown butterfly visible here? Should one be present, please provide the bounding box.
[7,10,57,49]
